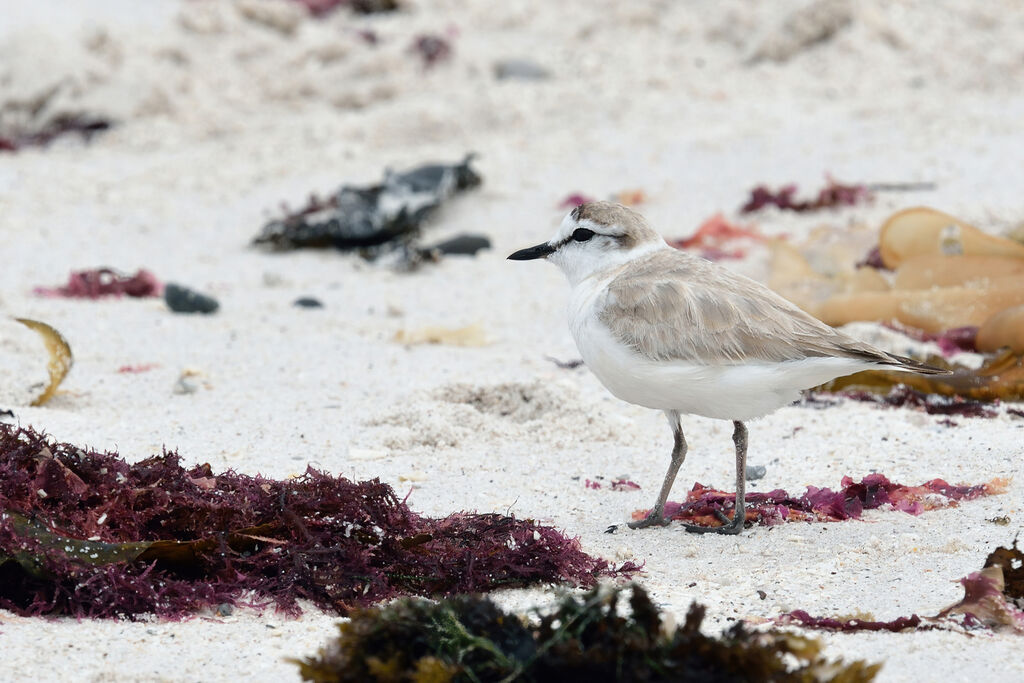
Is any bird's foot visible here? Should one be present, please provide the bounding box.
[683,509,746,535]
[627,511,670,529]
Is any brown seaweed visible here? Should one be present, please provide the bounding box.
[816,348,1024,403]
[13,318,73,407]
[0,425,632,619]
[0,114,112,153]
[294,584,880,682]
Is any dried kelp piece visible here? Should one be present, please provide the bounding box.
[33,268,162,299]
[13,318,73,407]
[816,348,1024,403]
[0,113,112,153]
[668,213,765,260]
[984,542,1024,600]
[393,323,489,347]
[740,179,871,213]
[644,474,1003,528]
[254,155,481,253]
[0,425,630,618]
[294,584,880,682]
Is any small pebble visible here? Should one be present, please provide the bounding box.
[745,464,767,481]
[164,283,219,314]
[494,58,551,81]
[293,297,324,308]
[174,376,199,395]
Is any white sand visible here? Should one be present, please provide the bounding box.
[2,1,1024,680]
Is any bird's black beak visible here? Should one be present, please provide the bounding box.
[507,242,555,261]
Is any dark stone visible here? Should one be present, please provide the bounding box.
[494,59,551,81]
[745,465,767,481]
[293,297,324,308]
[164,283,219,314]
[425,234,491,256]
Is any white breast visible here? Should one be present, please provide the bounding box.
[567,277,872,421]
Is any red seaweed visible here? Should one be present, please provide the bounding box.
[668,213,765,261]
[34,269,162,299]
[0,425,633,619]
[883,322,979,356]
[781,542,1024,635]
[778,610,924,633]
[642,474,1003,528]
[557,193,597,209]
[836,385,997,418]
[410,34,452,68]
[740,178,871,213]
[117,364,159,374]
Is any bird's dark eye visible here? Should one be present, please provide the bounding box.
[572,228,595,242]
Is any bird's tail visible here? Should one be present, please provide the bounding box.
[882,353,952,375]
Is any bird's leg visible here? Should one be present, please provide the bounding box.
[685,420,748,535]
[629,411,685,529]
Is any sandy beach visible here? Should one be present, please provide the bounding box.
[3,1,1024,680]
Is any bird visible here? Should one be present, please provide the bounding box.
[508,201,947,534]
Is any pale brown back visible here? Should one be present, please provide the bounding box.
[597,249,931,368]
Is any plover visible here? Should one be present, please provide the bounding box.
[508,201,946,535]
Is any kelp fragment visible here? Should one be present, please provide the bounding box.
[254,155,481,253]
[0,113,112,153]
[0,425,630,618]
[294,584,879,682]
[740,179,871,213]
[816,348,1024,403]
[33,268,162,299]
[643,474,1003,529]
[393,323,489,347]
[13,318,73,407]
[668,213,765,260]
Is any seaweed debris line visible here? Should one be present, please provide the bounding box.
[253,154,481,253]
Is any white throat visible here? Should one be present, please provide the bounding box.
[551,239,669,288]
